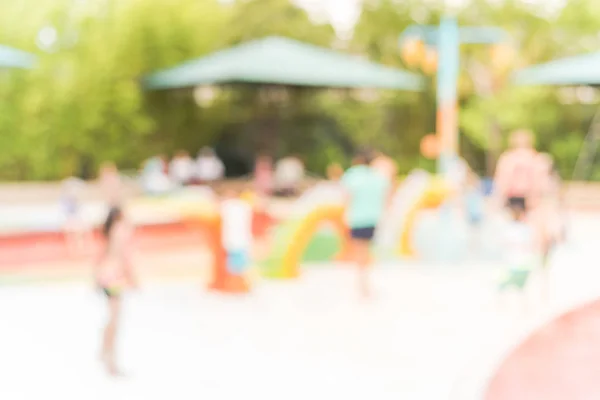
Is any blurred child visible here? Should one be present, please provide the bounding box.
[342,149,391,299]
[465,173,484,227]
[61,177,92,256]
[498,204,536,310]
[95,206,136,377]
[464,173,485,258]
[221,189,254,278]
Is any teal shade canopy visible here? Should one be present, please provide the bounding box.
[0,45,36,69]
[144,36,423,91]
[514,51,600,86]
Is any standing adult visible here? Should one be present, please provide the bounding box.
[341,149,391,298]
[195,147,225,185]
[494,129,539,213]
[141,156,173,195]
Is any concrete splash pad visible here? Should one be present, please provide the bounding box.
[1,213,600,399]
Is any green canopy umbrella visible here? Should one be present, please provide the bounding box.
[513,51,600,86]
[144,36,423,90]
[0,44,36,69]
[514,51,600,181]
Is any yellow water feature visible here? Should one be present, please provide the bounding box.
[398,177,452,257]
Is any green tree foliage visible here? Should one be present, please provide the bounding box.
[0,0,230,179]
[0,0,599,180]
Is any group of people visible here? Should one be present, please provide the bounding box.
[142,147,225,194]
[87,130,566,376]
[337,131,566,302]
[141,149,307,198]
[250,154,307,198]
[87,149,389,375]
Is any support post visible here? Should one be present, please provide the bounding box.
[435,17,460,178]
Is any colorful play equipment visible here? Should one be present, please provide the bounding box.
[260,181,349,278]
[374,168,477,263]
[164,169,474,282]
[261,204,349,279]
[374,170,431,257]
[398,176,453,257]
[173,192,251,293]
[373,169,460,261]
[258,169,464,274]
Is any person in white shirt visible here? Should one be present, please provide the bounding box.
[274,155,304,197]
[169,150,194,186]
[141,155,173,195]
[196,147,225,184]
[220,188,253,276]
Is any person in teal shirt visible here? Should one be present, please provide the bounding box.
[341,149,391,298]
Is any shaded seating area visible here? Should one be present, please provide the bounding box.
[144,36,423,90]
[143,36,423,197]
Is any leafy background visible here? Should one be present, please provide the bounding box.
[0,0,599,180]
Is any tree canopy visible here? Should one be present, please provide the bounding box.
[0,0,599,180]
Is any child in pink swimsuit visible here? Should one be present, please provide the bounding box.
[95,206,136,376]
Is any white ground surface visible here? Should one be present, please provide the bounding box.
[1,214,599,400]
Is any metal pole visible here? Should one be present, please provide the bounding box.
[435,17,460,178]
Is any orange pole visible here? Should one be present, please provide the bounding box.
[187,216,250,294]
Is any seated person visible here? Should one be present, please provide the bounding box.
[142,156,174,195]
[170,150,195,186]
[274,155,304,197]
[195,147,225,185]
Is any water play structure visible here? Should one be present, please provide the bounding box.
[259,169,463,278]
[260,183,349,279]
[3,173,478,271]
[173,188,253,293]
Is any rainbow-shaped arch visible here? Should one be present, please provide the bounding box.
[261,205,349,279]
[398,177,452,257]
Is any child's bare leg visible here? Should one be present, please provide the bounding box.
[102,295,122,376]
[354,241,372,298]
